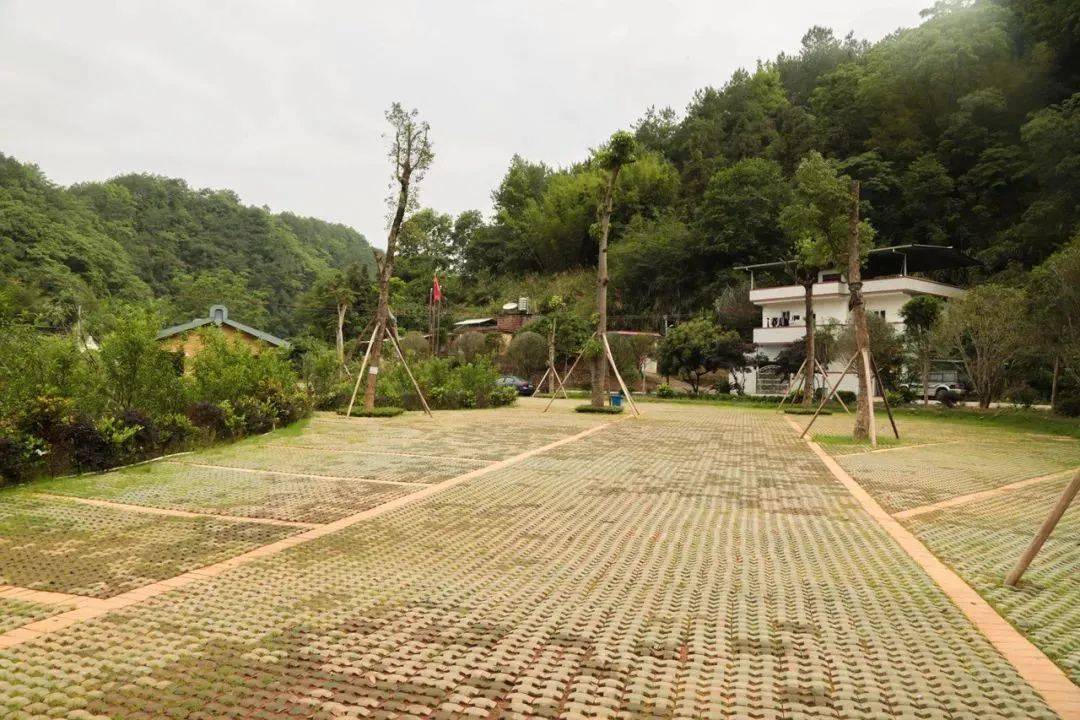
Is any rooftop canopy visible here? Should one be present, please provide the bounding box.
[736,244,980,277]
[157,305,289,348]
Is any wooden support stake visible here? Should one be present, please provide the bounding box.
[551,367,569,399]
[801,354,858,438]
[603,334,641,417]
[387,326,433,417]
[1005,471,1080,586]
[543,333,595,413]
[346,324,381,417]
[777,357,807,411]
[536,367,551,394]
[817,359,849,413]
[860,348,877,448]
[870,353,899,439]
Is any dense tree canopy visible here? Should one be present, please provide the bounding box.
[1,154,375,334]
[455,0,1079,325]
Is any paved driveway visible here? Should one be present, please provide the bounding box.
[0,401,1067,719]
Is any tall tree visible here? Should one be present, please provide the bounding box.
[938,284,1028,408]
[591,132,637,407]
[900,295,944,405]
[363,104,434,411]
[780,153,874,434]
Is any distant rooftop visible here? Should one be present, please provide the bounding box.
[737,244,980,276]
[156,305,289,348]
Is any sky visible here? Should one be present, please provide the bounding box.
[0,1,928,247]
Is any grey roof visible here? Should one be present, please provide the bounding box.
[736,244,979,273]
[453,317,496,327]
[156,305,290,348]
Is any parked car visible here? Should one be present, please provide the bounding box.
[498,375,535,396]
[899,380,967,401]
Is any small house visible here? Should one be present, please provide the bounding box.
[157,305,289,359]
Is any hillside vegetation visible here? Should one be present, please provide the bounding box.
[0,155,375,334]
[2,0,1077,342]
[429,0,1078,325]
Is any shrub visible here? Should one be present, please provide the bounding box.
[186,401,227,437]
[1055,392,1080,417]
[186,328,310,430]
[157,413,197,449]
[784,408,831,415]
[450,332,492,363]
[58,416,117,473]
[884,390,905,407]
[233,397,276,435]
[491,386,519,407]
[398,331,431,358]
[1007,384,1040,409]
[656,384,676,398]
[712,377,731,395]
[0,429,46,484]
[380,357,513,411]
[92,310,184,416]
[302,345,348,410]
[837,390,856,404]
[505,331,547,378]
[119,409,160,457]
[575,405,624,414]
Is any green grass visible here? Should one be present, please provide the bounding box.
[890,405,1079,439]
[814,434,903,450]
[574,405,624,414]
[339,406,406,418]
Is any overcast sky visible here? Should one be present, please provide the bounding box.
[1,1,928,247]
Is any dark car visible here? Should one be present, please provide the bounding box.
[498,375,535,396]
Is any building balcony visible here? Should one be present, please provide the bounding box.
[753,325,808,345]
[753,319,906,347]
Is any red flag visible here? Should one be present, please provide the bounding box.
[432,274,442,303]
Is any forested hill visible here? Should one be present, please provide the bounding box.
[449,0,1080,320]
[0,153,376,334]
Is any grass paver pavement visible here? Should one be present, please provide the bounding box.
[0,495,301,598]
[0,403,1061,719]
[31,462,420,524]
[836,435,1080,514]
[0,598,71,633]
[907,476,1080,684]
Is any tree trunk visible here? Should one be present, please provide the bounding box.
[1050,356,1059,410]
[363,170,412,411]
[591,167,620,407]
[802,281,815,407]
[922,353,930,406]
[335,302,347,365]
[548,318,557,396]
[848,180,872,441]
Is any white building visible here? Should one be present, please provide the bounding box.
[737,245,975,396]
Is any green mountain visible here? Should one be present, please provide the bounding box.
[0,153,375,334]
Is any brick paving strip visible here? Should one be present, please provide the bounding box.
[31,492,323,529]
[0,585,85,607]
[861,439,962,454]
[893,467,1079,520]
[786,416,1080,720]
[265,442,491,464]
[166,460,432,487]
[0,418,622,651]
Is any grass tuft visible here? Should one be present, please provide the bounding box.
[575,405,624,414]
[339,406,405,418]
